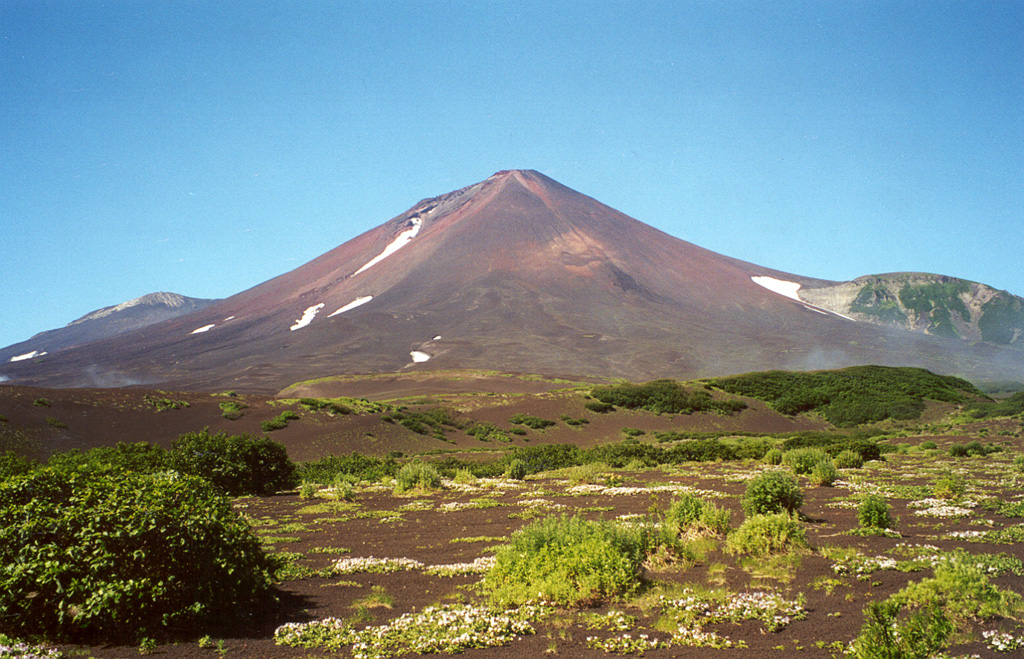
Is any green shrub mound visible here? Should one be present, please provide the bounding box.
[809,460,838,487]
[782,447,830,474]
[590,379,746,415]
[741,470,804,517]
[298,452,398,484]
[858,495,893,529]
[661,493,731,538]
[0,468,278,642]
[725,513,808,557]
[833,449,864,469]
[484,515,648,607]
[394,460,441,492]
[169,430,297,496]
[710,365,983,426]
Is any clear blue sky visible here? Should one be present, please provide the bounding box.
[2,0,1021,350]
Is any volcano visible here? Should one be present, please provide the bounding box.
[4,169,1023,392]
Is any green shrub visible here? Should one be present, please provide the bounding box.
[661,493,731,538]
[584,401,615,413]
[809,460,838,487]
[0,468,278,642]
[219,400,248,420]
[846,600,952,659]
[261,410,300,432]
[725,513,808,557]
[833,449,864,469]
[298,453,397,484]
[782,448,830,474]
[949,440,1000,457]
[919,440,938,450]
[620,427,645,437]
[510,414,556,429]
[741,470,804,517]
[33,398,50,407]
[484,515,649,607]
[890,559,1024,625]
[465,422,511,443]
[298,398,351,415]
[858,494,893,529]
[590,380,746,415]
[0,451,36,480]
[298,481,319,499]
[503,444,582,475]
[504,458,527,480]
[169,430,298,496]
[47,442,170,474]
[710,366,981,427]
[763,448,783,465]
[394,460,441,493]
[931,471,966,500]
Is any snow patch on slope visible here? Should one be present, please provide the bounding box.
[191,324,215,334]
[751,276,854,321]
[353,218,422,276]
[328,296,373,317]
[410,350,431,363]
[751,276,802,301]
[290,304,325,331]
[10,350,47,362]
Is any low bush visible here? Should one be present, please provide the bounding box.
[763,448,783,465]
[931,471,966,500]
[47,442,170,474]
[590,380,746,415]
[846,600,952,659]
[168,430,298,496]
[0,451,36,480]
[584,401,615,413]
[661,493,731,539]
[504,458,527,480]
[858,494,893,529]
[484,515,649,607]
[725,513,808,557]
[261,410,300,432]
[782,448,830,474]
[0,468,278,642]
[948,440,1000,457]
[741,470,804,517]
[394,460,441,493]
[919,440,938,450]
[833,449,864,469]
[510,414,557,430]
[298,452,398,484]
[219,400,247,420]
[297,398,351,415]
[809,460,838,487]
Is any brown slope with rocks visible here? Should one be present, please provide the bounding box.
[3,170,1023,392]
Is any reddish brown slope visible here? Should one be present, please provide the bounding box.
[4,170,1023,391]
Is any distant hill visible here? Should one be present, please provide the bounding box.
[2,170,1022,391]
[0,292,218,368]
[799,274,1024,348]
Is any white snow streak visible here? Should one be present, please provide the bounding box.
[751,276,854,321]
[191,324,215,334]
[10,350,47,362]
[751,276,802,301]
[410,351,431,363]
[328,296,373,317]
[290,303,325,331]
[353,218,422,276]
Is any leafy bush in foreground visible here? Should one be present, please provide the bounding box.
[741,470,803,517]
[169,430,298,496]
[484,515,649,607]
[0,468,278,642]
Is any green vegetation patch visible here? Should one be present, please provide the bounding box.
[590,379,746,415]
[0,468,278,642]
[710,366,983,426]
[484,514,648,607]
